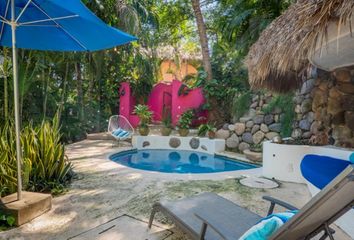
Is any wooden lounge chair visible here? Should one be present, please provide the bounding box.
[148,164,354,240]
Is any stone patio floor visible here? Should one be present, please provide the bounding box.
[0,139,350,240]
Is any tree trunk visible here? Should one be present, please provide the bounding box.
[58,62,69,119]
[93,52,104,131]
[42,67,51,119]
[75,62,84,121]
[87,53,95,103]
[191,0,226,125]
[191,0,213,81]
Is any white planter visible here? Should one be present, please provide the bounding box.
[263,141,352,183]
[132,136,225,155]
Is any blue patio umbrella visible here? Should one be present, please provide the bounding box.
[0,0,137,200]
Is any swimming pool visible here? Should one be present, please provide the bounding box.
[109,149,258,174]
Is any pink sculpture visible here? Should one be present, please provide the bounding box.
[119,80,207,128]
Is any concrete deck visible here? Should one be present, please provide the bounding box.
[0,139,350,240]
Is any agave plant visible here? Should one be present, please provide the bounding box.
[0,121,31,196]
[0,114,73,197]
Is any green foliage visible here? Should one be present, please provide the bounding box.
[0,0,161,143]
[0,212,15,231]
[232,91,252,120]
[178,110,194,129]
[198,123,216,137]
[162,114,172,129]
[250,143,263,153]
[0,0,295,144]
[263,94,295,138]
[0,114,73,197]
[134,104,153,127]
[217,0,292,54]
[196,0,293,123]
[194,68,239,119]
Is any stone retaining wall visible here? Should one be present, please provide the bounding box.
[293,67,354,148]
[216,93,281,152]
[216,66,354,153]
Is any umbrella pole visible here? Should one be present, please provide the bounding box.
[11,0,22,201]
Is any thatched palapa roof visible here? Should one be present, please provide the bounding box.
[140,45,202,61]
[246,0,354,93]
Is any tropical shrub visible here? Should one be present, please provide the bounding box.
[133,104,153,127]
[162,114,172,128]
[198,123,216,137]
[0,212,15,231]
[178,110,194,129]
[232,91,252,120]
[263,94,295,138]
[0,115,73,197]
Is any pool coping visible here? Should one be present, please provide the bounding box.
[215,151,262,167]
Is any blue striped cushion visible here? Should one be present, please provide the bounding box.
[112,128,129,138]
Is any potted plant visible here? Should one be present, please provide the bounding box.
[198,123,216,139]
[161,115,173,136]
[249,143,263,153]
[177,110,194,137]
[134,104,153,136]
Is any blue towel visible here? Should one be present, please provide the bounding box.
[239,211,298,240]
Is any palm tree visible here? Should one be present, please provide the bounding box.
[191,0,213,81]
[75,60,84,122]
[218,0,292,53]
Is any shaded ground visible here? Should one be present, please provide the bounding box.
[0,140,348,240]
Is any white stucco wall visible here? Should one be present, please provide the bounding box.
[263,141,353,238]
[132,136,225,155]
[263,141,352,183]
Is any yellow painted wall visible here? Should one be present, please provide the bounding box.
[160,60,198,82]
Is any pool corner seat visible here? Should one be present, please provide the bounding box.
[301,154,350,190]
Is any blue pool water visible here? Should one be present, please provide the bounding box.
[109,149,258,174]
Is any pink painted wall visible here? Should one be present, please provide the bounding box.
[119,81,207,127]
[171,80,207,126]
[119,82,140,127]
[147,83,172,122]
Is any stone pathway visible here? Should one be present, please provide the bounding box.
[0,140,350,240]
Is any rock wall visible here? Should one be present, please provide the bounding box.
[293,67,354,148]
[216,93,281,153]
[216,66,354,153]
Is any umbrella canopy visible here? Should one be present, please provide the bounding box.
[246,0,354,93]
[0,0,136,51]
[0,0,136,201]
